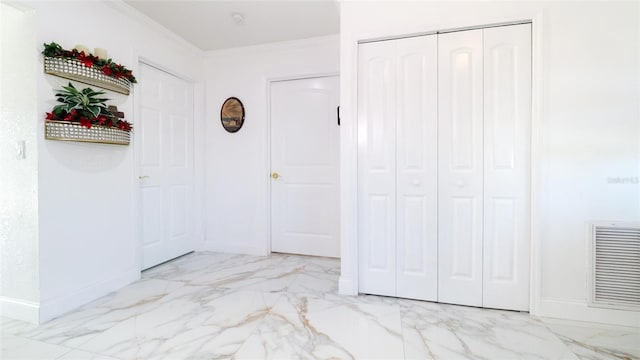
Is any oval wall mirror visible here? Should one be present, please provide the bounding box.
[220,97,245,133]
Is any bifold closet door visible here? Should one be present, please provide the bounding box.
[358,35,438,300]
[358,39,397,297]
[395,36,438,301]
[358,24,530,310]
[482,24,531,311]
[438,25,531,310]
[438,29,484,307]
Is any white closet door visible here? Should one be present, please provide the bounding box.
[483,24,531,311]
[438,29,484,306]
[395,35,439,301]
[358,40,397,296]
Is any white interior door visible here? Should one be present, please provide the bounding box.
[270,76,340,258]
[358,40,397,297]
[395,35,439,301]
[139,63,194,270]
[438,29,484,307]
[482,24,531,311]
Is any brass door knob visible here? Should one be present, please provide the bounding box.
[271,172,280,179]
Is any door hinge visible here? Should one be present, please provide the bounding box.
[337,106,341,126]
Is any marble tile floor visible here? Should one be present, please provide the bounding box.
[1,252,638,360]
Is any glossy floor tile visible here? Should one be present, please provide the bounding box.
[1,252,638,359]
[543,318,640,360]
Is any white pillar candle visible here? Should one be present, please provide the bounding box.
[74,44,90,54]
[94,48,107,60]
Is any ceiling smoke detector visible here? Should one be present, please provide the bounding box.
[231,12,245,25]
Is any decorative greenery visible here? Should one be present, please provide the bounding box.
[46,83,132,132]
[42,42,137,83]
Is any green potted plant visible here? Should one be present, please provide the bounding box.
[46,82,132,131]
[45,83,132,145]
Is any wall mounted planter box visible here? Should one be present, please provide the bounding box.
[45,120,130,145]
[44,56,131,95]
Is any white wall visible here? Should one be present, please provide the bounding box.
[6,0,204,323]
[0,3,39,323]
[204,36,339,255]
[339,1,640,327]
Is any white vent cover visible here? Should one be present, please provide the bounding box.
[588,222,640,311]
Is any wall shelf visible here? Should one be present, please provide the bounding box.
[44,56,132,95]
[45,120,130,145]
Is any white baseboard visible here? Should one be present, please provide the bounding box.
[338,276,357,296]
[39,267,140,323]
[202,241,268,256]
[536,296,640,328]
[0,296,40,324]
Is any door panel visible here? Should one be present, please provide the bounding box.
[395,35,438,301]
[139,64,194,269]
[400,196,426,271]
[141,108,161,166]
[169,114,187,166]
[170,185,187,236]
[438,29,484,307]
[451,50,476,170]
[368,195,393,269]
[451,197,477,278]
[358,40,397,296]
[483,24,531,311]
[141,187,162,246]
[488,198,517,280]
[270,76,340,258]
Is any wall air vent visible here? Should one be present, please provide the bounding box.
[588,222,640,311]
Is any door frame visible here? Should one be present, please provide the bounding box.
[133,58,202,272]
[265,72,340,255]
[341,14,544,316]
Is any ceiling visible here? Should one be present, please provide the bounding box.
[124,0,340,51]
